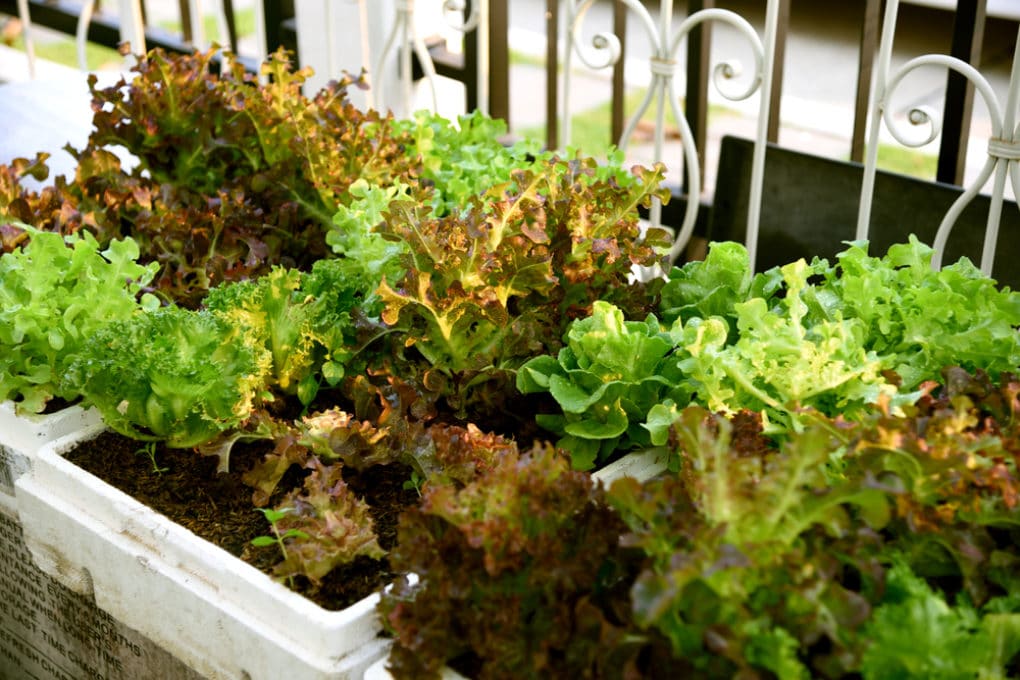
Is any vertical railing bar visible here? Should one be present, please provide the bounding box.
[401,4,413,114]
[251,0,267,76]
[464,3,480,112]
[857,0,901,243]
[476,0,490,115]
[262,0,283,55]
[358,1,373,108]
[850,0,881,163]
[936,0,986,186]
[178,0,193,42]
[560,1,575,149]
[611,0,627,146]
[222,0,237,52]
[188,0,205,47]
[764,0,789,144]
[489,0,510,123]
[326,1,338,79]
[685,0,712,188]
[976,26,1020,275]
[546,0,559,150]
[647,0,673,234]
[744,0,781,272]
[118,0,146,56]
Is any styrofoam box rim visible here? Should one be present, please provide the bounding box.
[0,400,103,451]
[19,424,386,669]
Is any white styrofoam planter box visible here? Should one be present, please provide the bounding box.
[14,423,391,680]
[0,480,207,679]
[364,447,670,679]
[0,400,102,500]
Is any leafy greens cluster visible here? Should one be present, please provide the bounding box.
[600,370,1020,679]
[3,48,417,306]
[375,157,672,422]
[0,228,158,413]
[521,238,1020,468]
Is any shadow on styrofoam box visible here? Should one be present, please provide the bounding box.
[14,423,391,680]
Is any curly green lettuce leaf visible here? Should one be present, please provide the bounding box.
[676,258,899,430]
[204,257,381,403]
[68,306,269,448]
[860,561,1016,680]
[326,177,409,286]
[0,228,158,413]
[394,109,544,216]
[812,237,1020,388]
[517,300,689,468]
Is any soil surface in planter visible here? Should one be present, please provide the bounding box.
[65,430,420,611]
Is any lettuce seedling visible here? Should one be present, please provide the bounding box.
[814,237,1020,388]
[267,460,385,586]
[0,227,158,413]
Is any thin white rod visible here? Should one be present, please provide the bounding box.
[979,26,1020,274]
[401,4,413,113]
[188,0,206,47]
[744,0,781,273]
[477,0,490,115]
[374,6,404,111]
[326,2,339,80]
[411,23,439,112]
[857,0,901,243]
[16,0,37,78]
[215,0,231,50]
[119,0,146,57]
[359,0,374,109]
[252,0,269,68]
[76,0,97,71]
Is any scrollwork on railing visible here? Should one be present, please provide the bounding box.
[565,1,770,264]
[859,0,1020,278]
[442,0,481,33]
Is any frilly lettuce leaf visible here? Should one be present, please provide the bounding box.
[0,228,158,413]
[67,306,269,448]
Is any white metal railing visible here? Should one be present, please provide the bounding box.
[858,0,1019,277]
[15,0,267,76]
[563,0,780,266]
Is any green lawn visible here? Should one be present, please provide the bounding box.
[11,34,122,72]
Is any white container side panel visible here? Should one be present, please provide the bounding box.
[14,427,389,680]
[0,401,103,500]
[0,494,206,680]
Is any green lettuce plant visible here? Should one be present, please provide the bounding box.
[0,227,158,413]
[67,305,269,451]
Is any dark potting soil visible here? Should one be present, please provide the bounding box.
[64,430,421,611]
